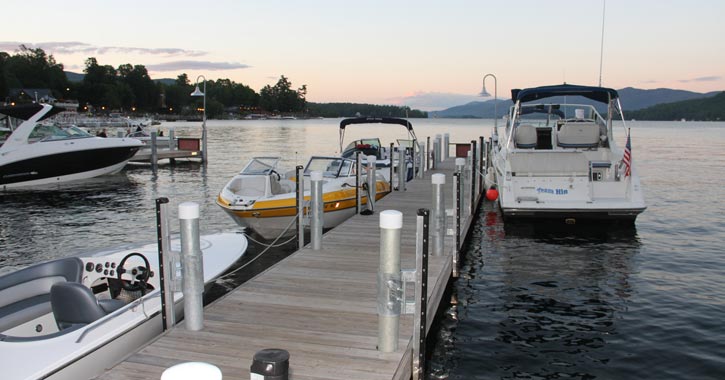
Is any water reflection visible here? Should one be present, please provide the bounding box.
[429,202,642,379]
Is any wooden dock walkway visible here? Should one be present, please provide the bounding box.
[97,158,478,380]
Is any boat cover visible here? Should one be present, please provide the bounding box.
[511,84,619,104]
[339,117,413,132]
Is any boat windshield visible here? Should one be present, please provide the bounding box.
[304,157,353,178]
[28,124,93,143]
[341,138,382,159]
[240,157,280,175]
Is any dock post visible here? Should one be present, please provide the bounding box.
[367,155,377,212]
[435,134,442,166]
[398,146,406,192]
[296,165,305,250]
[479,136,485,196]
[456,158,466,219]
[432,138,439,170]
[389,142,395,189]
[378,210,403,352]
[251,349,290,380]
[411,139,417,180]
[444,133,450,159]
[151,131,158,175]
[156,197,176,331]
[471,140,478,209]
[412,208,430,380]
[356,152,362,214]
[310,171,323,250]
[426,136,431,171]
[417,141,425,179]
[169,128,176,151]
[453,172,461,278]
[179,202,204,331]
[431,173,445,257]
[466,147,478,215]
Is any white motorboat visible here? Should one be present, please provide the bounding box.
[485,84,646,223]
[0,103,143,190]
[0,232,247,380]
[338,117,420,188]
[217,156,391,239]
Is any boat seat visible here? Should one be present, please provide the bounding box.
[557,122,600,148]
[50,282,125,330]
[0,258,83,332]
[514,124,537,149]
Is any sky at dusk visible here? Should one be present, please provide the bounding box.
[3,0,724,111]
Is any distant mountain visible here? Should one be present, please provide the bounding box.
[65,71,84,82]
[430,87,719,118]
[64,71,176,86]
[628,91,725,121]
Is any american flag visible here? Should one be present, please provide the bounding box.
[622,130,632,177]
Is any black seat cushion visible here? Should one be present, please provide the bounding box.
[50,282,108,330]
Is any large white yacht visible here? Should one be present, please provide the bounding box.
[485,84,646,223]
[1,103,143,190]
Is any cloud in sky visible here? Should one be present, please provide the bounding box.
[0,41,206,57]
[145,61,251,72]
[388,91,484,111]
[679,76,721,83]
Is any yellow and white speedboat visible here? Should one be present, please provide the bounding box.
[217,156,391,239]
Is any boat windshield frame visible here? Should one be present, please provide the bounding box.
[303,156,355,178]
[28,123,94,143]
[240,157,281,175]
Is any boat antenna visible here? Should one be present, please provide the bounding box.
[598,0,606,87]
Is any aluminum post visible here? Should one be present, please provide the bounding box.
[398,146,406,192]
[411,139,418,179]
[456,158,466,219]
[378,210,402,352]
[443,133,450,159]
[417,141,424,179]
[479,136,485,195]
[431,173,445,257]
[296,165,305,250]
[432,139,439,170]
[367,155,377,212]
[468,148,475,216]
[310,171,323,250]
[471,140,478,205]
[179,202,204,331]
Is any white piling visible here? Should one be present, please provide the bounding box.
[310,171,323,250]
[169,128,176,151]
[378,210,403,352]
[161,362,222,380]
[431,174,446,256]
[179,202,204,331]
[296,165,305,250]
[151,131,158,174]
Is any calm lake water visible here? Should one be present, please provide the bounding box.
[1,118,724,379]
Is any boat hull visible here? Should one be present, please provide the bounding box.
[218,186,390,240]
[1,146,140,190]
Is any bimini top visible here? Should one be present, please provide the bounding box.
[511,84,619,104]
[339,117,414,132]
[0,103,65,121]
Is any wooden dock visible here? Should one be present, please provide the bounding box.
[98,158,479,380]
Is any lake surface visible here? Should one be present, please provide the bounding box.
[1,118,724,379]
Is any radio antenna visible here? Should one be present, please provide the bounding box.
[598,0,606,87]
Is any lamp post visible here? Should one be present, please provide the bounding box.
[190,75,207,164]
[480,74,498,130]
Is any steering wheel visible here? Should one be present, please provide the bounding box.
[269,169,281,181]
[116,252,151,292]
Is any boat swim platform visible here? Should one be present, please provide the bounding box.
[97,158,480,380]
